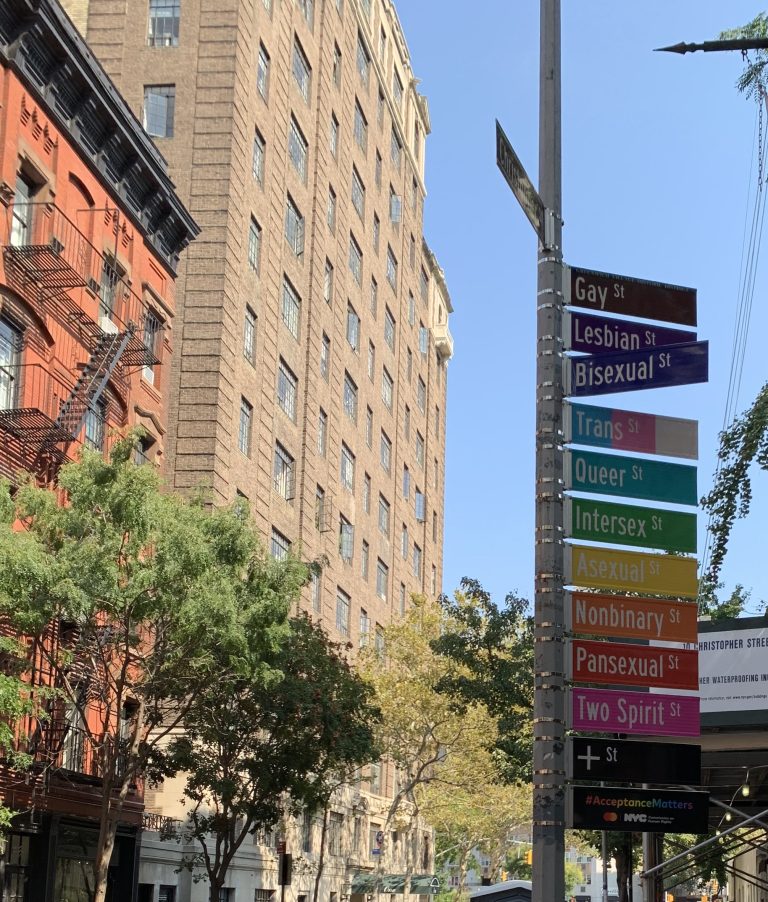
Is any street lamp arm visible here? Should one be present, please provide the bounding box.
[656,37,768,55]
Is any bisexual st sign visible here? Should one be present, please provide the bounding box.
[569,686,700,737]
[565,341,708,397]
[565,310,694,354]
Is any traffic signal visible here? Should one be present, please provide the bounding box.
[525,849,533,866]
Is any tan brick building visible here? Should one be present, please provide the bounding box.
[62,0,454,898]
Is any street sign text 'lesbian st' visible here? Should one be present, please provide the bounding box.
[567,592,698,643]
[569,687,700,737]
[568,737,701,784]
[565,310,695,355]
[566,448,697,505]
[566,266,697,327]
[566,403,698,459]
[571,639,698,691]
[566,341,709,397]
[568,785,709,833]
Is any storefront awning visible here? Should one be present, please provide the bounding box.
[351,873,378,894]
[380,875,406,893]
[410,875,441,895]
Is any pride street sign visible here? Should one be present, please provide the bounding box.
[571,639,699,691]
[565,544,698,598]
[565,341,709,397]
[567,592,698,643]
[569,687,700,736]
[565,266,697,326]
[565,310,695,354]
[565,449,697,506]
[568,786,709,833]
[565,402,698,459]
[568,737,701,784]
[566,497,697,553]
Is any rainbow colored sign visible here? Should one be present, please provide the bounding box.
[566,402,697,459]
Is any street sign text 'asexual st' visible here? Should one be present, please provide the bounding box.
[566,544,698,597]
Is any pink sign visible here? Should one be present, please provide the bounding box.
[570,687,700,737]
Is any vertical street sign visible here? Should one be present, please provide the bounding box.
[495,120,546,243]
[565,403,698,459]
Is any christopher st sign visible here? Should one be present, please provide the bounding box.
[568,786,709,833]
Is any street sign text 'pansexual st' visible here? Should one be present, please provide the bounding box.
[571,639,698,691]
[566,403,698,459]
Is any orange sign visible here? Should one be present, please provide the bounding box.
[569,592,698,643]
[571,639,698,691]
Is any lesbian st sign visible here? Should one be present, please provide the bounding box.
[567,592,698,643]
[565,311,695,355]
[571,639,698,691]
[569,687,700,737]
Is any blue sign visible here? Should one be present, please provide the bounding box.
[566,311,695,355]
[566,341,708,398]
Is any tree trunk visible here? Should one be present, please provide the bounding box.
[614,844,630,902]
[457,845,470,901]
[311,807,329,902]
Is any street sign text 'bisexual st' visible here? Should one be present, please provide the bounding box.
[568,592,698,643]
[495,120,546,243]
[566,544,698,597]
[566,341,709,397]
[570,687,700,737]
[566,403,698,459]
[568,737,701,784]
[566,448,697,505]
[571,638,698,691]
[568,785,709,833]
[565,310,695,355]
[566,266,697,326]
[567,497,697,553]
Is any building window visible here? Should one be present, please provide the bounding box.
[141,309,161,384]
[411,175,419,211]
[271,528,290,561]
[377,86,385,127]
[324,259,334,304]
[335,588,350,635]
[406,348,412,382]
[356,33,370,87]
[292,37,312,102]
[329,812,344,856]
[148,0,179,46]
[390,129,402,171]
[257,43,270,99]
[346,303,360,352]
[302,811,314,852]
[238,397,252,455]
[410,233,416,267]
[415,488,426,522]
[273,442,295,500]
[340,444,355,492]
[158,888,177,902]
[282,277,301,338]
[433,509,438,542]
[372,213,380,253]
[376,559,388,600]
[248,217,261,272]
[330,113,339,157]
[434,405,441,438]
[386,246,398,290]
[378,495,389,536]
[401,523,408,559]
[414,120,422,161]
[417,377,426,412]
[84,399,106,451]
[434,457,439,489]
[408,293,416,327]
[277,359,298,420]
[252,129,265,183]
[327,186,337,231]
[365,406,373,447]
[400,583,406,615]
[363,473,371,513]
[404,404,411,439]
[381,367,393,410]
[348,234,362,285]
[419,324,429,356]
[333,42,342,87]
[361,545,370,583]
[285,195,305,257]
[339,516,354,563]
[416,431,425,467]
[375,149,382,187]
[315,485,326,531]
[343,372,358,423]
[432,564,437,595]
[393,69,403,107]
[288,116,308,181]
[143,84,175,137]
[384,307,395,350]
[402,464,410,499]
[380,430,391,473]
[318,408,328,456]
[379,26,387,59]
[359,606,370,642]
[389,186,402,224]
[244,306,256,364]
[413,543,422,579]
[320,332,331,380]
[367,340,375,381]
[297,0,313,28]
[10,175,35,247]
[354,99,368,152]
[370,277,378,317]
[420,266,429,303]
[351,167,365,219]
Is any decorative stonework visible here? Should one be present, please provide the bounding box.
[20,95,59,160]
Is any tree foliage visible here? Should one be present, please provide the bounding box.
[158,614,380,902]
[721,13,768,98]
[0,437,305,902]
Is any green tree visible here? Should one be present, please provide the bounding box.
[0,438,303,902]
[158,613,379,902]
[721,13,768,97]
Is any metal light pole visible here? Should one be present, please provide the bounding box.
[532,0,565,900]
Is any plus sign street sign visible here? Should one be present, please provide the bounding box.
[567,737,701,784]
[495,120,545,243]
[568,785,709,833]
[566,266,697,326]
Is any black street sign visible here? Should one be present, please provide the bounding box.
[567,266,697,326]
[568,785,709,833]
[568,737,701,784]
[495,120,545,243]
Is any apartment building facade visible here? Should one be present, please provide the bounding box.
[0,0,197,899]
[64,0,454,898]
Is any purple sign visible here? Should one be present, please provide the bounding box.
[570,687,700,737]
[567,311,695,355]
[566,341,708,397]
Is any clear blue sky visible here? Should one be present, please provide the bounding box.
[397,2,768,610]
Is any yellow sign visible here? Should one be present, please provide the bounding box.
[565,544,697,598]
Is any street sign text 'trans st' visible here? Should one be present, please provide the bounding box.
[565,403,698,459]
[495,120,545,243]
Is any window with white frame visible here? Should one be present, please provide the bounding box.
[320,332,330,380]
[381,367,393,410]
[384,307,395,350]
[311,569,321,611]
[315,485,326,530]
[288,116,308,181]
[419,324,429,356]
[356,33,370,87]
[420,266,429,303]
[389,187,402,224]
[390,128,402,170]
[401,523,408,559]
[373,213,380,253]
[386,246,398,290]
[402,464,410,499]
[336,588,350,636]
[415,488,426,522]
[238,397,252,455]
[332,41,342,86]
[359,606,370,643]
[324,259,334,303]
[376,559,388,600]
[380,430,391,473]
[257,44,270,99]
[408,293,416,326]
[392,69,403,108]
[339,516,354,563]
[271,528,290,561]
[379,26,387,60]
[84,399,106,451]
[346,303,360,351]
[318,408,328,456]
[277,359,298,420]
[252,129,265,183]
[375,149,382,187]
[406,348,412,382]
[292,37,312,102]
[354,100,368,152]
[143,85,175,137]
[327,185,337,231]
[399,583,406,615]
[409,233,416,267]
[377,494,390,535]
[351,167,365,219]
[148,0,179,46]
[282,277,301,338]
[417,376,426,412]
[273,442,295,499]
[404,404,411,439]
[370,277,378,317]
[362,539,370,582]
[365,406,373,447]
[285,194,305,257]
[248,217,261,272]
[343,371,358,423]
[413,543,422,579]
[367,340,375,380]
[243,306,256,364]
[348,234,362,285]
[340,444,355,492]
[296,0,313,29]
[377,87,384,127]
[329,113,339,157]
[363,473,371,513]
[416,431,425,467]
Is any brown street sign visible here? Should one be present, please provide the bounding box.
[495,119,545,243]
[566,266,697,326]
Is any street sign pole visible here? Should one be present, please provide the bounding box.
[533,0,565,900]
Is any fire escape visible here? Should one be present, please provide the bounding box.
[0,201,159,481]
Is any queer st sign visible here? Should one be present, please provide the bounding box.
[566,497,697,553]
[567,592,698,643]
[565,403,698,459]
[566,544,698,598]
[569,687,700,737]
[571,639,698,691]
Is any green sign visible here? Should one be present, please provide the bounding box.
[567,497,696,553]
[566,449,697,505]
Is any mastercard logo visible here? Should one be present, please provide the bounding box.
[603,812,619,823]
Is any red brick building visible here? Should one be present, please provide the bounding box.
[0,0,197,898]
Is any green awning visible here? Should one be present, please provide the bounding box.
[380,875,406,893]
[410,875,441,895]
[351,873,378,894]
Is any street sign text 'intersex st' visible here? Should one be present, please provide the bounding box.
[566,497,697,553]
[495,120,545,243]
